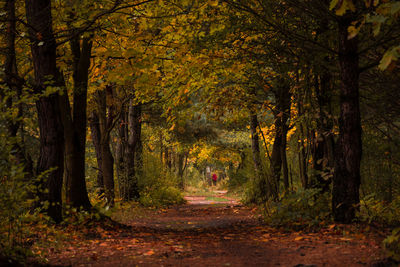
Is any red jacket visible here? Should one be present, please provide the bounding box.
[212,174,217,181]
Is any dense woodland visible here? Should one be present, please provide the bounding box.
[1,0,400,264]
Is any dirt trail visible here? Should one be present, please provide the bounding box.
[45,192,386,267]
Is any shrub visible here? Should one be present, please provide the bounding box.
[139,186,185,207]
[0,120,34,263]
[137,154,186,207]
[185,166,209,193]
[384,228,400,262]
[263,188,331,228]
[358,194,400,226]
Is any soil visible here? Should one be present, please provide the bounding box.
[41,192,389,267]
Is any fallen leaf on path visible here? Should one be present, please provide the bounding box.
[294,236,304,241]
[328,224,336,230]
[144,250,155,256]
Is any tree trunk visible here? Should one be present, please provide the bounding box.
[332,16,361,223]
[281,133,289,190]
[271,79,291,194]
[116,108,127,199]
[236,150,246,173]
[280,83,291,191]
[3,0,33,177]
[250,112,272,201]
[165,147,172,170]
[159,132,164,164]
[62,36,92,210]
[133,105,143,179]
[123,101,141,201]
[310,70,335,192]
[96,89,115,206]
[250,113,262,175]
[25,0,64,223]
[298,123,308,189]
[177,152,185,189]
[89,112,104,195]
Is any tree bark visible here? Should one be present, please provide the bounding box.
[250,112,273,201]
[177,152,185,189]
[159,132,164,164]
[133,105,143,179]
[3,0,33,177]
[250,113,262,175]
[25,0,65,223]
[89,112,104,195]
[310,69,335,192]
[62,36,92,210]
[123,101,141,201]
[96,88,115,206]
[298,123,309,189]
[116,108,127,199]
[165,147,172,170]
[271,120,282,194]
[281,127,289,190]
[332,16,361,223]
[271,79,291,193]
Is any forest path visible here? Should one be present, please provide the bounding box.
[44,192,386,267]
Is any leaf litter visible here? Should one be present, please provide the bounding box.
[36,193,388,267]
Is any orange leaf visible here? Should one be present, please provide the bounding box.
[144,250,155,256]
[328,224,336,230]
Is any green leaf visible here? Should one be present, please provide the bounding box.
[329,0,339,10]
[389,2,400,15]
[379,46,400,70]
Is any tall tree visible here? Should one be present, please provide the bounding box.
[270,77,292,193]
[61,35,93,210]
[123,100,141,201]
[25,0,65,222]
[96,86,116,206]
[332,11,361,223]
[89,111,104,196]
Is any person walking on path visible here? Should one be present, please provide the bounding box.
[212,173,217,186]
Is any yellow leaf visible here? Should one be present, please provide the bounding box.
[335,0,356,15]
[329,0,339,10]
[347,25,360,39]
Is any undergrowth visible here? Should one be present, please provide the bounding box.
[358,194,400,226]
[262,188,332,230]
[0,108,35,264]
[357,194,400,261]
[136,154,186,208]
